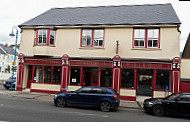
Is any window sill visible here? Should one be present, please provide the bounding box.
[132,48,161,51]
[33,44,55,47]
[79,47,105,50]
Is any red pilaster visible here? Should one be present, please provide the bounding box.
[172,57,181,93]
[112,55,121,94]
[16,53,24,91]
[60,54,69,92]
[80,67,83,86]
[134,69,137,89]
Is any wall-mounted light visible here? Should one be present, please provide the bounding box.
[114,62,116,66]
[118,62,120,67]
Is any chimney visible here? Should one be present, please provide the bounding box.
[5,43,8,47]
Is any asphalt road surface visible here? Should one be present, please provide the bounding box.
[0,92,190,122]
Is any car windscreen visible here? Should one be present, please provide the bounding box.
[165,93,181,100]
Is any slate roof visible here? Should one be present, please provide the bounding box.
[19,3,180,27]
[0,43,16,55]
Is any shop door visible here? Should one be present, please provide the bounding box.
[27,69,33,88]
[91,72,98,86]
[84,71,99,86]
[137,74,153,96]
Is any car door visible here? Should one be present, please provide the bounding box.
[77,87,92,106]
[176,95,190,115]
[67,92,79,105]
[89,88,106,105]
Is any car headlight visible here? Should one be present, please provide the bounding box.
[148,102,153,105]
[3,81,6,84]
[54,94,57,98]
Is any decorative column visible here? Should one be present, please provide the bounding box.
[172,57,181,93]
[16,53,24,91]
[60,54,69,92]
[112,55,121,93]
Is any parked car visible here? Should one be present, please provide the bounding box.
[3,76,17,90]
[143,93,190,116]
[54,86,120,112]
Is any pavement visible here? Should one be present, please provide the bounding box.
[0,89,143,109]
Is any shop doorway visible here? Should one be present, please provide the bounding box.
[137,69,153,96]
[83,67,99,86]
[27,66,33,88]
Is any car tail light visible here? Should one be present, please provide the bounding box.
[113,95,118,100]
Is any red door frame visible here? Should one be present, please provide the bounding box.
[27,68,33,88]
[136,72,154,97]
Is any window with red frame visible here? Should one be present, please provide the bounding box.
[35,29,55,46]
[81,29,104,47]
[134,28,159,48]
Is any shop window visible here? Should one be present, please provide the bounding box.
[34,66,61,84]
[81,29,104,47]
[133,28,159,48]
[52,67,61,84]
[43,66,51,83]
[156,70,170,90]
[35,29,55,46]
[100,68,112,87]
[121,69,134,88]
[70,67,81,85]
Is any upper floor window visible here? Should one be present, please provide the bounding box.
[81,29,104,47]
[133,28,159,48]
[35,29,55,46]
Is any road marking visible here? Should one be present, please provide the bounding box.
[0,104,4,106]
[102,115,109,118]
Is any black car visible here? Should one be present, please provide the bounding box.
[3,76,16,90]
[143,93,190,116]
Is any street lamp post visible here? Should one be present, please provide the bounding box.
[9,26,18,91]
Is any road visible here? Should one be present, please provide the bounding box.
[0,89,190,122]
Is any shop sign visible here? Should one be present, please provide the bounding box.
[70,61,112,67]
[24,59,62,65]
[122,62,171,69]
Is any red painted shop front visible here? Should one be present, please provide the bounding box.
[16,54,181,101]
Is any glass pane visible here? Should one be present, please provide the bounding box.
[148,29,159,38]
[43,66,51,83]
[153,40,157,47]
[135,40,138,46]
[92,73,98,83]
[36,66,42,82]
[99,40,103,46]
[100,68,112,87]
[82,30,92,46]
[94,39,98,46]
[121,69,134,88]
[140,40,144,46]
[134,29,145,38]
[153,29,159,38]
[94,29,104,38]
[70,67,80,85]
[148,40,152,47]
[52,67,61,84]
[29,70,32,80]
[156,70,170,90]
[50,30,55,45]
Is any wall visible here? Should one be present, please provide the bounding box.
[181,59,190,79]
[19,27,180,60]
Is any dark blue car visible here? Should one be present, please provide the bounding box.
[54,86,120,112]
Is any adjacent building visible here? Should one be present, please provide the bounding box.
[17,4,181,101]
[180,33,190,93]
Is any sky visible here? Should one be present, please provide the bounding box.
[0,0,189,52]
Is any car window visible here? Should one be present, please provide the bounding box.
[179,95,190,101]
[91,88,107,94]
[77,87,91,93]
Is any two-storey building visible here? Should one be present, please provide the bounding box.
[17,4,181,101]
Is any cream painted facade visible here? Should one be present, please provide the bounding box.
[181,59,190,79]
[19,27,180,59]
[31,83,61,91]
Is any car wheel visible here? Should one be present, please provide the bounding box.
[56,97,67,107]
[100,101,111,112]
[152,105,164,116]
[5,86,9,90]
